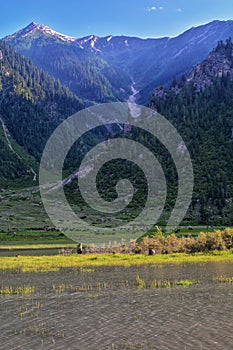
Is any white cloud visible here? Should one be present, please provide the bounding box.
[146,5,164,12]
[147,6,157,12]
[176,8,182,12]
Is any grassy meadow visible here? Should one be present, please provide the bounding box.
[0,250,233,273]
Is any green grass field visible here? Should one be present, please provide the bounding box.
[1,186,232,251]
[0,230,74,245]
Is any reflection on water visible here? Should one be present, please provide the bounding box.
[0,262,232,349]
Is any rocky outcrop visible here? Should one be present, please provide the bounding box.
[152,38,233,100]
[186,38,233,91]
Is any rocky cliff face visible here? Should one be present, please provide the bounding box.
[186,38,233,91]
[152,38,233,100]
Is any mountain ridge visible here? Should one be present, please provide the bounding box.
[4,20,233,104]
[5,19,232,43]
[151,37,233,100]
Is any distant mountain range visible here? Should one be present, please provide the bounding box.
[3,20,233,104]
[1,20,233,225]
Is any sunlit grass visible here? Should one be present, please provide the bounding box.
[135,274,146,288]
[0,250,232,273]
[0,285,35,295]
[175,279,196,286]
[214,276,233,283]
[149,278,197,288]
[0,274,230,297]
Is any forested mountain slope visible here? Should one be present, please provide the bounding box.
[0,41,84,182]
[150,39,233,224]
[4,22,132,104]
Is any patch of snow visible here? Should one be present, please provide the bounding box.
[36,24,77,42]
[78,35,101,52]
[17,23,77,43]
[89,37,102,52]
[107,35,113,42]
[81,35,95,44]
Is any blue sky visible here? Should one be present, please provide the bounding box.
[1,0,233,39]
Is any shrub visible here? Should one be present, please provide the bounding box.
[136,227,232,254]
[221,228,233,249]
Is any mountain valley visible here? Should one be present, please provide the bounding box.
[0,20,233,227]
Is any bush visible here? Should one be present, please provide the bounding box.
[221,228,233,249]
[136,227,232,254]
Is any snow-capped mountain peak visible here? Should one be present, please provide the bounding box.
[8,22,77,43]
